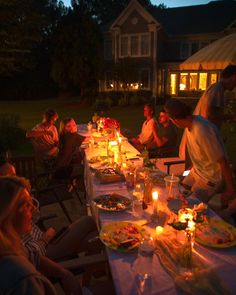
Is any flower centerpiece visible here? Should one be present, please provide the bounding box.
[100,117,120,137]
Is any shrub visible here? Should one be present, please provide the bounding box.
[0,114,26,152]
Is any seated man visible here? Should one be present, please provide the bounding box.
[164,99,235,207]
[26,109,59,166]
[131,103,157,151]
[149,110,177,158]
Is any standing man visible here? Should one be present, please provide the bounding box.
[26,109,59,165]
[164,99,235,207]
[194,65,236,128]
[131,103,157,151]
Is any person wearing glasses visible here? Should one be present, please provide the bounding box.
[26,109,59,167]
[0,176,57,295]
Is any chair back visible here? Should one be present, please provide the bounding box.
[11,156,37,185]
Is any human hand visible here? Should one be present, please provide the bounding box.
[61,271,82,295]
[43,227,56,243]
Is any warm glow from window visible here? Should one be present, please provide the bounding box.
[180,73,188,91]
[189,73,197,90]
[199,72,207,90]
[210,73,217,85]
[170,74,177,95]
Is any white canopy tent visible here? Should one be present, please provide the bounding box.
[180,33,236,70]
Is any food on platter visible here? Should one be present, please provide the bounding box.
[95,168,124,183]
[100,222,146,252]
[94,193,131,211]
[88,156,107,164]
[195,218,236,248]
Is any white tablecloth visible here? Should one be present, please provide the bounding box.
[82,135,236,295]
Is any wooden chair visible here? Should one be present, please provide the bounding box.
[11,156,74,223]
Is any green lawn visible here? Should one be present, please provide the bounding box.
[1,98,236,169]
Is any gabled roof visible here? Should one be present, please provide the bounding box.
[149,0,236,35]
[110,0,159,30]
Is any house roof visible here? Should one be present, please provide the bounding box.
[180,33,236,70]
[149,0,236,35]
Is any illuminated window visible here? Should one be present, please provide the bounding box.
[210,73,217,85]
[189,73,198,90]
[199,73,207,90]
[170,74,177,95]
[140,69,150,89]
[105,71,114,90]
[180,73,188,90]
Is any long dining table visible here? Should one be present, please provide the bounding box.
[79,126,236,295]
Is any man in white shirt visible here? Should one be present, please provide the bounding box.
[194,65,236,129]
[165,99,235,207]
[26,109,59,164]
[131,103,156,151]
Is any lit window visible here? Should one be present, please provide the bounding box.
[130,36,139,56]
[210,73,217,85]
[189,73,198,90]
[180,73,188,90]
[199,72,207,90]
[140,69,150,89]
[105,71,114,90]
[170,74,177,95]
[120,36,128,57]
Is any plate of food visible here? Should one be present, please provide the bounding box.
[94,193,131,212]
[100,221,146,252]
[195,218,236,248]
[95,167,125,183]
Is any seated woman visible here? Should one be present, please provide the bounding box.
[0,176,57,295]
[131,103,157,152]
[55,118,85,179]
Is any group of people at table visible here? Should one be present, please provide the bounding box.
[0,64,236,294]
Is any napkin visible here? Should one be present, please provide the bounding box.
[154,230,232,295]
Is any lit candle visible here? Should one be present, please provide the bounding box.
[118,136,122,153]
[156,226,164,235]
[152,191,158,216]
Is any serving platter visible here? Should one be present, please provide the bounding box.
[94,193,131,212]
[100,221,146,252]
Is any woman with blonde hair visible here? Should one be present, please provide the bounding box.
[0,176,57,294]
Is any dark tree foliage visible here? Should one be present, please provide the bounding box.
[71,0,153,24]
[50,6,103,97]
[0,0,66,99]
[0,0,65,76]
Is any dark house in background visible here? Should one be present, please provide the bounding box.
[100,0,236,100]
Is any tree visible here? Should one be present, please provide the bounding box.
[50,7,103,97]
[0,0,65,76]
[71,0,153,24]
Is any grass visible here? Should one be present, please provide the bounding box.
[1,98,236,168]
